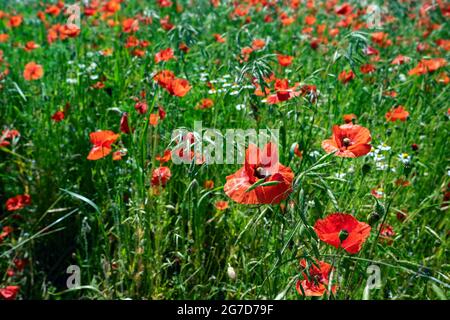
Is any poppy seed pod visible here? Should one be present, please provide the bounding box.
[339,229,349,242]
[368,211,381,225]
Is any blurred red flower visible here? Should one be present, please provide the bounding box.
[385,106,409,122]
[0,286,20,300]
[5,194,31,211]
[23,62,44,81]
[296,259,337,296]
[151,166,172,186]
[87,130,120,160]
[155,48,174,63]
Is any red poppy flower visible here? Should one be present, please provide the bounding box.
[24,41,39,52]
[155,150,171,163]
[265,79,302,104]
[304,15,316,25]
[204,180,214,189]
[122,18,139,33]
[149,113,159,126]
[321,124,371,158]
[215,200,229,211]
[408,58,447,75]
[158,105,167,120]
[153,70,175,89]
[296,259,337,297]
[385,106,409,122]
[160,15,174,31]
[338,70,355,84]
[167,78,191,97]
[0,226,14,243]
[360,64,376,74]
[51,110,65,122]
[0,286,20,300]
[0,34,9,43]
[391,55,411,65]
[371,32,392,47]
[120,112,131,134]
[1,129,20,147]
[335,3,353,15]
[314,213,371,254]
[277,54,293,67]
[379,224,395,245]
[224,143,294,204]
[151,166,172,186]
[5,194,31,211]
[23,62,44,81]
[59,24,81,38]
[112,150,126,161]
[197,98,214,109]
[252,39,266,50]
[87,130,120,160]
[7,16,23,28]
[155,48,174,63]
[157,0,173,8]
[134,101,148,114]
[213,34,226,43]
[363,46,379,56]
[343,114,357,124]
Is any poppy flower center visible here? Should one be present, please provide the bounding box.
[339,229,349,242]
[342,137,351,147]
[254,166,269,179]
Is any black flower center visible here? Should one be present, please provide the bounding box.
[342,137,351,147]
[254,167,269,179]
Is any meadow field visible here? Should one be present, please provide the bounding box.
[0,0,449,300]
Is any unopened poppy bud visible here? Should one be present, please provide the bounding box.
[339,229,349,242]
[411,143,419,151]
[368,211,381,225]
[227,266,236,280]
[362,163,371,175]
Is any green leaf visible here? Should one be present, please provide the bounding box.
[245,179,280,193]
[60,188,100,214]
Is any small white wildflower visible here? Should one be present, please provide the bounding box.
[229,90,239,96]
[376,162,388,170]
[236,104,245,110]
[374,153,385,162]
[309,150,320,158]
[66,78,78,84]
[335,172,346,179]
[377,142,391,151]
[398,153,411,164]
[227,266,236,280]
